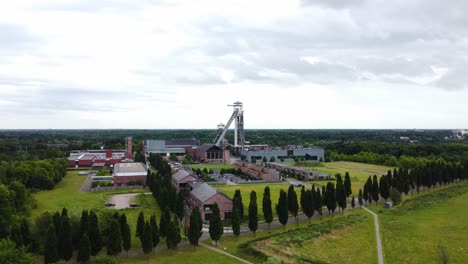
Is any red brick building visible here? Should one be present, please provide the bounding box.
[112,162,147,187]
[188,182,233,221]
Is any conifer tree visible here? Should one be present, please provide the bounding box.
[276,189,288,230]
[188,207,202,245]
[119,213,127,236]
[321,185,327,207]
[61,207,68,218]
[150,214,160,251]
[44,225,59,264]
[287,185,299,223]
[379,175,390,201]
[20,218,31,250]
[351,196,355,208]
[248,191,258,236]
[59,215,73,261]
[77,234,91,263]
[79,210,89,238]
[303,190,314,223]
[326,182,337,216]
[262,186,273,231]
[336,175,347,214]
[52,212,62,237]
[358,189,363,207]
[233,190,244,219]
[372,175,380,204]
[344,172,352,197]
[175,191,186,221]
[231,208,240,237]
[315,188,323,216]
[300,186,306,214]
[88,211,102,256]
[136,212,145,237]
[209,203,223,245]
[141,221,153,254]
[122,223,131,256]
[159,209,170,238]
[106,220,121,256]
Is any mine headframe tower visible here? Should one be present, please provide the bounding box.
[212,101,247,151]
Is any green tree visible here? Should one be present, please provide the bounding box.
[231,208,240,237]
[390,188,402,205]
[141,221,153,254]
[372,175,380,204]
[119,213,127,237]
[344,172,352,197]
[276,190,288,230]
[336,175,347,214]
[59,215,73,261]
[122,223,131,256]
[44,225,59,264]
[77,234,91,263]
[209,203,223,245]
[136,212,145,237]
[159,209,170,238]
[269,156,276,162]
[8,181,27,212]
[20,218,31,250]
[106,220,121,256]
[379,175,391,201]
[88,211,102,256]
[233,190,244,219]
[166,216,181,249]
[79,210,89,238]
[248,191,258,236]
[351,196,355,208]
[262,186,273,231]
[303,190,314,223]
[287,185,299,223]
[188,207,202,246]
[314,187,323,216]
[175,191,186,221]
[0,239,34,264]
[149,214,160,251]
[358,189,363,207]
[326,182,337,216]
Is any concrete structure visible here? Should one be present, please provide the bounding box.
[187,182,233,221]
[171,170,197,191]
[266,162,329,181]
[112,162,147,187]
[233,161,280,182]
[126,136,133,159]
[241,147,325,164]
[68,149,127,167]
[213,101,247,150]
[194,144,230,164]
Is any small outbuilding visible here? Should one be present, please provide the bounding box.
[112,162,147,187]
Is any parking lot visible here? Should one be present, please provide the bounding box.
[108,193,139,209]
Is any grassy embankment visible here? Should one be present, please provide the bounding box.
[187,163,234,170]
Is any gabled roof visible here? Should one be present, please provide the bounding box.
[172,170,193,182]
[190,183,217,203]
[197,144,223,154]
[166,138,200,147]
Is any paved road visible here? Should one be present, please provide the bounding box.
[79,174,93,192]
[362,206,384,264]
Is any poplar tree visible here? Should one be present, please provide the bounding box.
[77,234,91,263]
[276,189,288,230]
[358,189,363,207]
[344,172,352,197]
[149,214,160,251]
[188,207,202,245]
[175,191,186,221]
[159,209,170,238]
[119,213,127,236]
[372,175,380,204]
[262,186,273,231]
[326,182,337,216]
[336,175,347,214]
[122,223,131,256]
[106,220,121,256]
[59,216,73,261]
[141,221,153,254]
[351,196,355,208]
[287,185,299,223]
[248,191,258,236]
[231,208,240,237]
[315,187,323,216]
[300,186,306,214]
[88,211,102,256]
[209,203,223,245]
[80,210,89,238]
[136,212,145,237]
[44,225,59,264]
[379,175,390,201]
[20,218,31,250]
[303,190,314,223]
[233,190,244,219]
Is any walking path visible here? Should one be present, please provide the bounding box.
[200,243,253,264]
[79,174,93,192]
[362,206,384,264]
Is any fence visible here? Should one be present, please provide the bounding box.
[90,185,145,192]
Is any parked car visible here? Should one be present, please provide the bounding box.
[291,182,303,187]
[104,202,115,207]
[129,203,140,207]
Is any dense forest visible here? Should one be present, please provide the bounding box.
[0,129,467,163]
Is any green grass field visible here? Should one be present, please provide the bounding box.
[187,164,234,170]
[30,171,161,250]
[118,246,242,264]
[370,183,468,263]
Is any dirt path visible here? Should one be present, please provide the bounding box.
[362,206,384,264]
[200,243,253,264]
[80,174,93,192]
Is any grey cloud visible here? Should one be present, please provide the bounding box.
[301,0,367,9]
[434,67,468,91]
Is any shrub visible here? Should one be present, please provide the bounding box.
[390,188,402,205]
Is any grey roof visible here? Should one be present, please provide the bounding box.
[172,170,193,182]
[113,162,147,176]
[166,138,200,147]
[191,183,217,203]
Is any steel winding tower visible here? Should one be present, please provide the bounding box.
[213,101,246,150]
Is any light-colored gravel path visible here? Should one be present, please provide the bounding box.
[362,206,384,264]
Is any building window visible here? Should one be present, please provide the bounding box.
[224,212,232,220]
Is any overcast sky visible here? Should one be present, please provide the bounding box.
[1,0,467,129]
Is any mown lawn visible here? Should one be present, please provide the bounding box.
[372,183,468,264]
[118,246,242,264]
[30,170,162,250]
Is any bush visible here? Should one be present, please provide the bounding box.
[390,188,402,205]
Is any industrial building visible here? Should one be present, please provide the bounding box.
[266,162,329,180]
[187,182,233,221]
[194,144,230,164]
[68,149,127,167]
[143,139,199,159]
[233,161,280,181]
[241,147,325,164]
[112,162,148,187]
